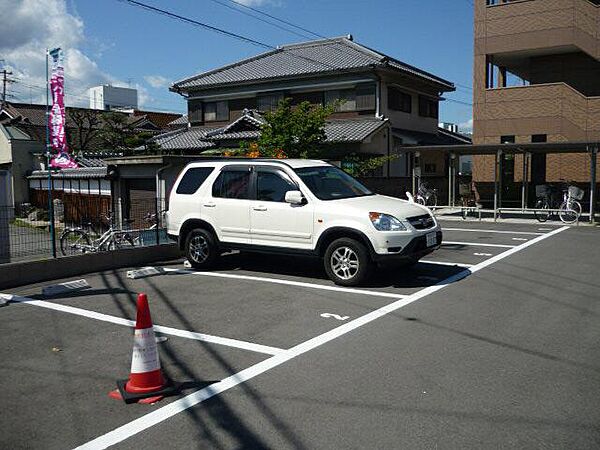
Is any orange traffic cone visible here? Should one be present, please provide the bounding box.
[109,293,176,404]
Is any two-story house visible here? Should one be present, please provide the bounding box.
[151,36,468,183]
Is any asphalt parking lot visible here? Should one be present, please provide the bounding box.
[1,219,599,449]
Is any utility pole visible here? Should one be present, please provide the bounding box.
[1,69,13,105]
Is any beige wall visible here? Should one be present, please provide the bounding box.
[0,131,44,205]
[379,76,439,134]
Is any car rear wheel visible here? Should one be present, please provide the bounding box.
[324,238,371,286]
[185,228,218,270]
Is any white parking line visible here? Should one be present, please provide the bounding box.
[0,294,283,356]
[442,241,515,248]
[76,226,569,450]
[160,268,409,300]
[420,260,474,268]
[443,227,544,236]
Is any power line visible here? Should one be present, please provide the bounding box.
[224,0,324,39]
[117,0,341,72]
[206,0,313,40]
[117,0,273,50]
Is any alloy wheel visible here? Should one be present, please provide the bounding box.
[330,246,360,280]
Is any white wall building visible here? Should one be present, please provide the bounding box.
[89,85,138,110]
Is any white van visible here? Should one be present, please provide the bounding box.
[167,159,442,286]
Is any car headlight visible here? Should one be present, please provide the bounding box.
[369,212,407,231]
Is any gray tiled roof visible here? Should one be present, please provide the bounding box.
[28,167,108,180]
[324,118,388,143]
[173,37,454,91]
[150,113,388,151]
[209,130,261,141]
[152,127,218,150]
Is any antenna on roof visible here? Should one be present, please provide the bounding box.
[346,34,353,41]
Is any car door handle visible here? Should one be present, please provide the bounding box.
[253,206,267,211]
[203,202,216,207]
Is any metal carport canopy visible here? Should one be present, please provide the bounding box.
[407,141,600,155]
[405,141,599,224]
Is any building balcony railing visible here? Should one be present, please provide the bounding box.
[475,82,600,141]
[477,0,600,60]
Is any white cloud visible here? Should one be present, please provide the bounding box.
[0,0,125,107]
[144,75,171,89]
[234,0,269,5]
[458,118,473,134]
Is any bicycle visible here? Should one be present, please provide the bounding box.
[459,180,482,220]
[415,180,438,207]
[59,212,136,256]
[534,181,583,224]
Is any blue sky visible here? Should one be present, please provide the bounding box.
[2,0,474,131]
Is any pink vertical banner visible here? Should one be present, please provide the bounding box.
[48,48,78,169]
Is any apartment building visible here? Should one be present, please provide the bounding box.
[473,0,600,200]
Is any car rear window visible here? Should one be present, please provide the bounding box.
[176,167,215,195]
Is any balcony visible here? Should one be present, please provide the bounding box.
[476,0,600,60]
[474,82,600,142]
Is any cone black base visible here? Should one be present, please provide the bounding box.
[112,379,179,404]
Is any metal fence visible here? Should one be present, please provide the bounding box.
[0,195,169,264]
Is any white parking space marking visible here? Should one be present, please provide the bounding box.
[538,227,553,231]
[161,268,409,300]
[320,313,349,321]
[511,237,528,241]
[0,294,283,356]
[420,260,474,268]
[443,241,515,248]
[77,226,569,450]
[443,228,544,236]
[473,252,493,257]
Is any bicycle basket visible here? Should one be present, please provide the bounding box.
[535,184,550,197]
[459,183,471,196]
[568,185,584,200]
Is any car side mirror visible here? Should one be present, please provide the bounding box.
[285,190,305,205]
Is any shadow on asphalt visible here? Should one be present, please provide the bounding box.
[206,252,467,289]
[398,315,600,374]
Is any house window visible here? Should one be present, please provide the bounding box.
[418,96,438,119]
[532,134,547,143]
[325,89,356,111]
[204,101,229,122]
[388,87,412,113]
[355,83,376,110]
[188,99,203,124]
[258,93,283,112]
[501,135,515,144]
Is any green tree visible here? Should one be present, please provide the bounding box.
[242,98,334,158]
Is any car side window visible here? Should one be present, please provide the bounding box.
[212,169,251,199]
[257,170,297,202]
[176,167,214,195]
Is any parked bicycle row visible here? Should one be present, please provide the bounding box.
[1,197,168,263]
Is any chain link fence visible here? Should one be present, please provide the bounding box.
[0,195,169,264]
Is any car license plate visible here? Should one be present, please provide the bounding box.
[426,232,437,247]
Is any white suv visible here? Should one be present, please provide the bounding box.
[167,159,442,286]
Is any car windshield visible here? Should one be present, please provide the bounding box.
[294,166,374,200]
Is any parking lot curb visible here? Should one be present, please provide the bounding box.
[0,244,181,290]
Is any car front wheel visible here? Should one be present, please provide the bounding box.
[324,238,372,286]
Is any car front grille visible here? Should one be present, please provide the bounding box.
[407,214,435,230]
